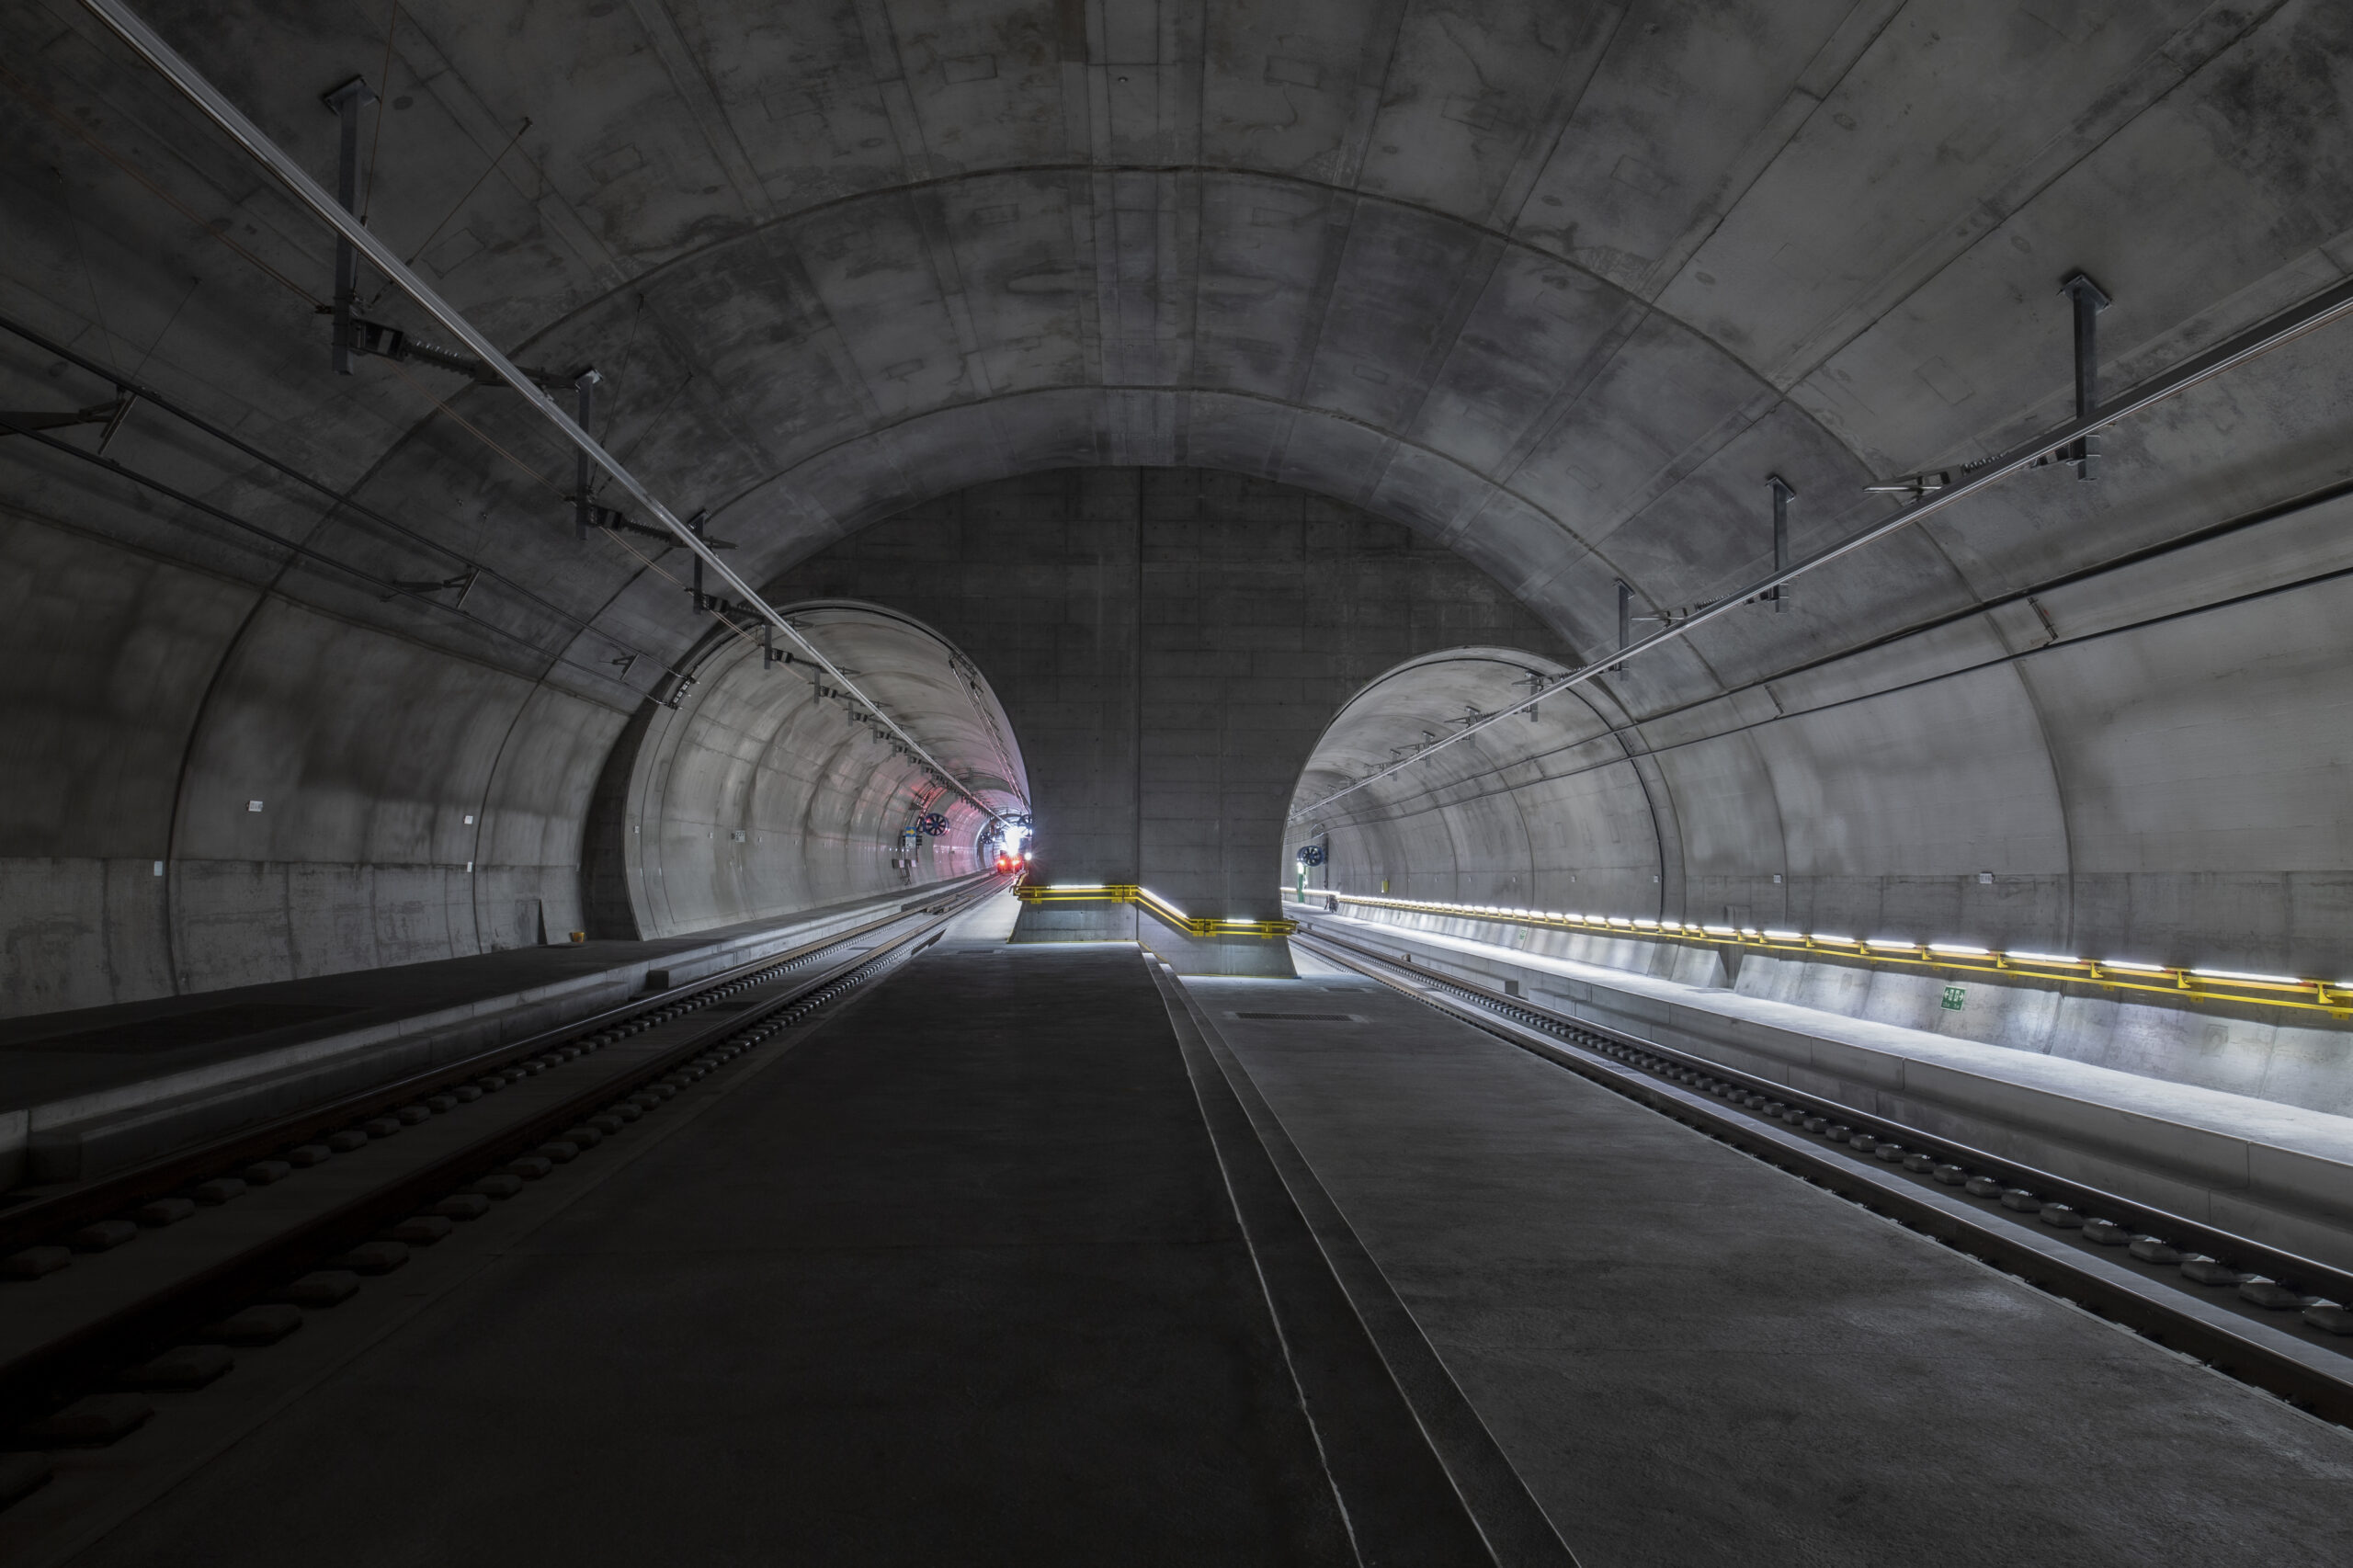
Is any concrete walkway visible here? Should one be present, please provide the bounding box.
[1308,912,2353,1267]
[1199,955,2353,1566]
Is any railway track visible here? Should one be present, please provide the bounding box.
[1293,921,2353,1428]
[0,879,1006,1500]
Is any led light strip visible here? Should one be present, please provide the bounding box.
[1284,890,2353,1015]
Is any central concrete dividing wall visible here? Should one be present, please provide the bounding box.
[765,469,1571,973]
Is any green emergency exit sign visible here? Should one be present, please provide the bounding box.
[1940,985,1967,1011]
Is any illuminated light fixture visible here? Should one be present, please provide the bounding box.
[1049,883,1108,891]
[2101,959,2167,972]
[1811,934,1859,945]
[1607,916,1632,927]
[1739,926,1762,937]
[2191,967,2303,985]
[2006,951,2084,965]
[1928,942,1991,956]
[1701,924,1735,935]
[1867,937,1918,949]
[1633,918,1659,929]
[1762,929,1802,940]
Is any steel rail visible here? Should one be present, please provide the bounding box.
[1291,269,2353,819]
[0,876,1007,1431]
[0,873,991,1255]
[76,0,1017,824]
[1293,924,2353,1422]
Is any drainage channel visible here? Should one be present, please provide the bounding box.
[0,881,1003,1508]
[1293,924,2353,1429]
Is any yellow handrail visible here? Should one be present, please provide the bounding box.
[1018,881,1297,938]
[1284,888,2353,1017]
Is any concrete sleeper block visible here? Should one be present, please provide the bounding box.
[2178,1256,2245,1286]
[196,1304,302,1345]
[330,1242,408,1275]
[286,1143,334,1166]
[2130,1236,2185,1264]
[433,1194,494,1221]
[2303,1302,2353,1334]
[72,1221,140,1252]
[244,1159,294,1185]
[275,1271,361,1307]
[469,1174,526,1199]
[190,1177,247,1204]
[2,1246,72,1279]
[384,1217,454,1245]
[136,1198,197,1227]
[325,1131,369,1153]
[17,1393,152,1448]
[119,1345,233,1390]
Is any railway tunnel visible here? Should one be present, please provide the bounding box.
[3,2,2352,1562]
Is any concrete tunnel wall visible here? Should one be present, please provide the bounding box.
[582,602,1024,940]
[2,3,2351,1033]
[0,482,1020,1015]
[1295,480,2353,979]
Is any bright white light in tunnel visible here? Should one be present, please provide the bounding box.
[2102,959,2168,971]
[1867,937,1918,949]
[1929,942,1991,956]
[1810,934,1859,945]
[2191,967,2303,984]
[1632,917,1659,928]
[1049,883,1108,891]
[1739,927,1762,937]
[2006,951,2085,965]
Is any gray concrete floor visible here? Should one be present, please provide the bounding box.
[22,918,2350,1565]
[1196,950,2353,1566]
[41,903,1351,1567]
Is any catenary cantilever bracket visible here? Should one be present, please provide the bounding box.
[79,0,1018,823]
[320,75,373,376]
[2059,271,2110,481]
[1766,475,1794,612]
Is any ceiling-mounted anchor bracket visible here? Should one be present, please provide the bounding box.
[1610,578,1631,672]
[2058,271,2110,481]
[571,368,602,539]
[321,75,377,376]
[1765,475,1795,611]
[762,621,791,669]
[680,509,731,611]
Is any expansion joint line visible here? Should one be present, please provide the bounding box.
[78,0,1019,826]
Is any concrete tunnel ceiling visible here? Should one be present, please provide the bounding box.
[2,0,2352,1004]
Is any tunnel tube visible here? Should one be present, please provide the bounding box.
[1292,621,2353,1116]
[584,601,1027,940]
